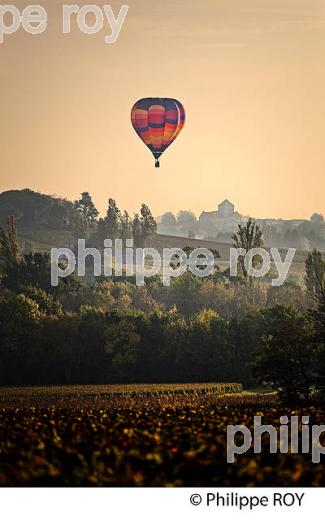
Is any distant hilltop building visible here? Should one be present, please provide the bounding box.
[218,199,235,217]
[199,199,242,232]
[157,198,325,250]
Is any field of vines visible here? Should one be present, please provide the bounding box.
[0,384,325,486]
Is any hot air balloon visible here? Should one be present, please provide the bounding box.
[131,98,185,168]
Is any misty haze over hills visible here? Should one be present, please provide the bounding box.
[158,199,325,251]
[0,189,324,252]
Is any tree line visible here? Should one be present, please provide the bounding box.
[0,189,157,251]
[0,216,325,403]
[73,192,157,247]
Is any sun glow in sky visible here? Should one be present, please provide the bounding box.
[1,0,325,219]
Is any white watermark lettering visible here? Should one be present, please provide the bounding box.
[227,415,325,463]
[229,247,296,286]
[50,240,296,287]
[0,4,129,43]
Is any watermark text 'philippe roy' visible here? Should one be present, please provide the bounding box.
[227,416,325,464]
[51,239,296,287]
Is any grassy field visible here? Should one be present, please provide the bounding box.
[0,384,324,487]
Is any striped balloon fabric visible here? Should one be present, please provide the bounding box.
[131,98,186,167]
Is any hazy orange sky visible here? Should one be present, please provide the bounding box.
[1,0,325,219]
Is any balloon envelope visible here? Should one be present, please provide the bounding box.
[131,98,185,167]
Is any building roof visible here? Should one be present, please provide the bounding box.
[218,199,234,208]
